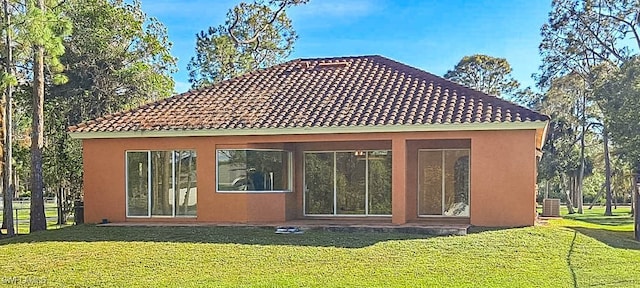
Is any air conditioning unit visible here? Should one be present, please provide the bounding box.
[542,198,560,217]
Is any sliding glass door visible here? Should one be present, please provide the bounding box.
[304,153,334,215]
[304,151,391,216]
[418,149,470,217]
[336,152,366,214]
[368,151,392,215]
[127,152,149,216]
[126,150,197,217]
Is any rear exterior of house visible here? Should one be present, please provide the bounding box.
[70,55,548,227]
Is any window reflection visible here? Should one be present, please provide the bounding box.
[418,149,469,217]
[217,150,291,192]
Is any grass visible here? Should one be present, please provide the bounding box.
[0,206,638,287]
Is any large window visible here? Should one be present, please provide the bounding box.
[304,151,392,216]
[418,149,469,217]
[126,150,197,217]
[216,149,292,192]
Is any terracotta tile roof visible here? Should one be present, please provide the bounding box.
[68,55,549,134]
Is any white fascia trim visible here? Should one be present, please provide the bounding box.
[539,121,550,149]
[69,121,549,139]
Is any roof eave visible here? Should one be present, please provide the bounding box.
[69,121,549,140]
[537,120,550,151]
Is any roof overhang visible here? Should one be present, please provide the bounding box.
[70,121,549,144]
[536,120,550,151]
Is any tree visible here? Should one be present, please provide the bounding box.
[21,0,71,231]
[536,0,640,215]
[537,73,591,213]
[444,54,521,98]
[593,59,640,218]
[595,58,640,165]
[538,0,639,87]
[1,0,16,237]
[0,0,60,234]
[54,0,176,117]
[31,0,51,231]
[43,0,177,221]
[187,0,307,88]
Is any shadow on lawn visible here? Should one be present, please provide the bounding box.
[0,225,435,248]
[569,227,640,250]
[560,211,640,250]
[563,214,635,226]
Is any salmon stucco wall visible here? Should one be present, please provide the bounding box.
[83,139,126,223]
[468,130,537,226]
[81,129,538,227]
[83,137,292,224]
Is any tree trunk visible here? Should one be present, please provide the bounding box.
[635,182,639,241]
[565,174,576,214]
[570,176,575,208]
[56,185,65,225]
[1,102,5,232]
[571,173,579,209]
[603,127,613,216]
[632,191,635,215]
[572,175,578,207]
[544,180,549,199]
[13,168,18,195]
[576,91,587,214]
[29,0,47,232]
[575,175,580,209]
[588,183,606,210]
[631,178,635,216]
[1,0,15,237]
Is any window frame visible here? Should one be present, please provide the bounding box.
[125,150,197,218]
[302,150,393,217]
[215,148,293,193]
[125,150,151,218]
[417,148,471,218]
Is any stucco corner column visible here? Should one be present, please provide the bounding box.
[392,137,407,224]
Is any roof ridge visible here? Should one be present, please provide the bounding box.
[296,55,382,62]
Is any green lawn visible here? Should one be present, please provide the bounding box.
[0,207,638,287]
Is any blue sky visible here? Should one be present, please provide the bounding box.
[142,0,551,93]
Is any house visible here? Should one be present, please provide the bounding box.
[69,55,549,227]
